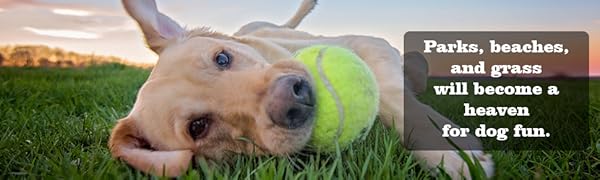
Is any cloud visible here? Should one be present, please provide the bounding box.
[0,8,4,12]
[23,26,100,39]
[52,8,92,17]
[0,0,120,16]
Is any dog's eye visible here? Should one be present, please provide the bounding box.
[214,51,231,69]
[188,117,210,139]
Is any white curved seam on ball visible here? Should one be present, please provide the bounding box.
[316,47,345,143]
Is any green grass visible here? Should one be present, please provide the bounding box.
[0,65,598,179]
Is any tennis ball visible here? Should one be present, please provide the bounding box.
[294,45,379,152]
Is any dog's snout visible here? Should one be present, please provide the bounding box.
[267,75,315,129]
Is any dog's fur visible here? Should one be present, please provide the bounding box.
[109,0,494,178]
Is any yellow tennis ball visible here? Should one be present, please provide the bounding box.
[294,45,379,152]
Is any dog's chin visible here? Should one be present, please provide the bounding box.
[261,119,314,156]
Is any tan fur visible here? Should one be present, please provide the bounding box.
[111,0,494,179]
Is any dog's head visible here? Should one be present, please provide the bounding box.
[109,0,315,176]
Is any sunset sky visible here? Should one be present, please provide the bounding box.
[1,0,599,75]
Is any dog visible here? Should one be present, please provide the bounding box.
[109,0,494,178]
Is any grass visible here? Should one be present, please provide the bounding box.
[0,64,598,179]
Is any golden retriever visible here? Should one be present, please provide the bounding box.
[109,0,494,178]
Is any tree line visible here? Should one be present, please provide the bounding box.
[0,44,152,68]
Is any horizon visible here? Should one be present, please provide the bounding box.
[0,0,598,75]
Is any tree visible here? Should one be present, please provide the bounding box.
[0,44,147,68]
[63,60,74,67]
[38,58,51,67]
[0,52,4,66]
[9,50,33,67]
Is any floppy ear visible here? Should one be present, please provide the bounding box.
[109,117,193,177]
[122,0,185,53]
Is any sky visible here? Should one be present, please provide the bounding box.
[0,0,599,74]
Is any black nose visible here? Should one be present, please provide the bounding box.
[266,75,315,129]
[291,77,314,106]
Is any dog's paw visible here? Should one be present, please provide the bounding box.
[447,150,494,179]
[416,150,494,179]
[469,151,495,178]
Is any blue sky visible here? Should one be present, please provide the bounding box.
[0,0,598,70]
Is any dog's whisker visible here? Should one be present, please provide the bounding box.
[294,149,312,157]
[236,136,268,155]
[286,154,304,170]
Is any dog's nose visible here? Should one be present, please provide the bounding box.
[267,75,315,129]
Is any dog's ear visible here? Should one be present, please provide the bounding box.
[122,0,184,54]
[404,51,429,95]
[109,117,193,177]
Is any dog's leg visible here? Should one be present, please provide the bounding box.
[398,94,495,179]
[234,0,317,36]
[341,36,494,179]
[282,0,318,29]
